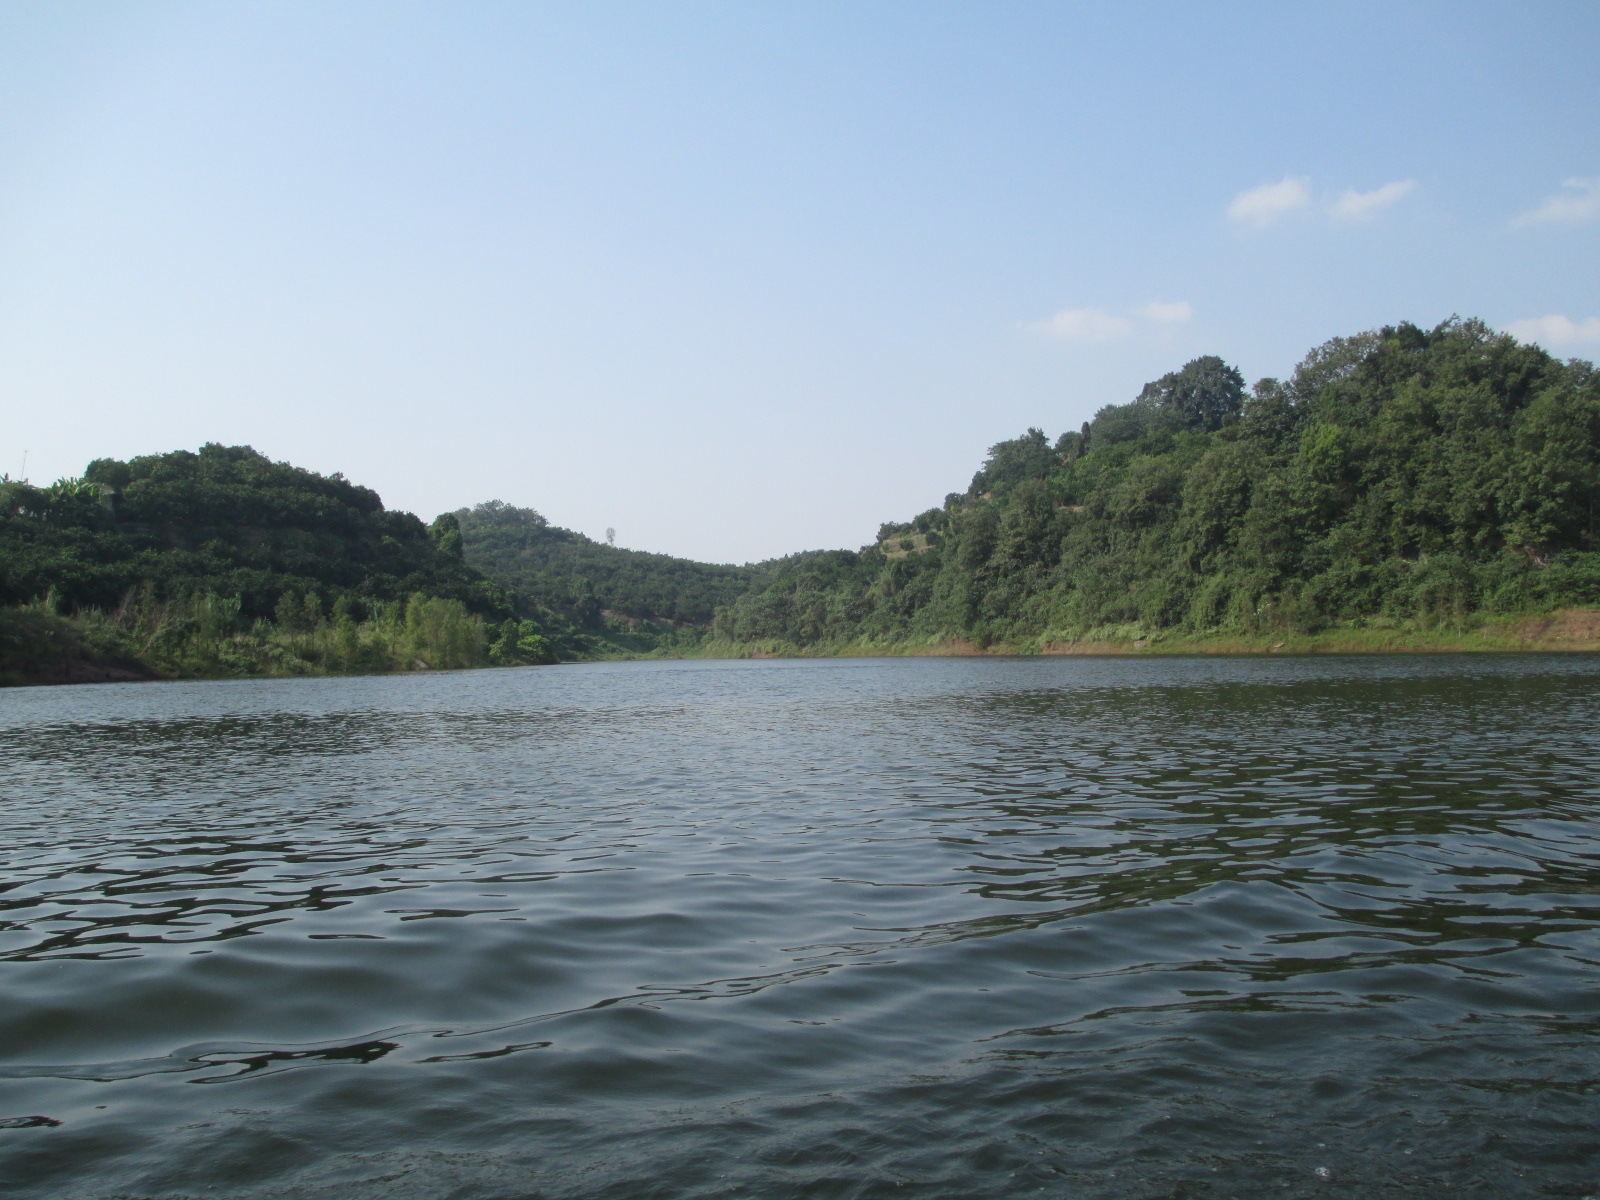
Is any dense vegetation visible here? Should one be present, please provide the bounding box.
[0,444,546,683]
[1,444,513,616]
[713,319,1600,651]
[6,317,1597,684]
[0,445,741,683]
[456,500,752,639]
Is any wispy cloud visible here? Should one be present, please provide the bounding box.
[1033,300,1192,341]
[1141,300,1193,323]
[1331,179,1416,220]
[1505,314,1600,347]
[1033,307,1134,341]
[1226,177,1310,226]
[1512,178,1600,228]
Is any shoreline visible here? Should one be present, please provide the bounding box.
[697,607,1600,661]
[8,608,1600,687]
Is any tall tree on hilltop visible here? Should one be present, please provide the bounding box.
[968,428,1057,497]
[1137,356,1246,433]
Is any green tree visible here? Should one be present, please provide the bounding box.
[968,428,1057,496]
[1137,355,1245,433]
[429,512,465,559]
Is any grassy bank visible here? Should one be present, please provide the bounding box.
[686,608,1600,661]
[0,592,718,687]
[10,603,1597,687]
[0,591,506,687]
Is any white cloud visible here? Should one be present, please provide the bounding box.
[1227,177,1311,226]
[1331,179,1417,220]
[1141,300,1192,323]
[1033,300,1194,340]
[1034,307,1134,341]
[1512,178,1600,228]
[1505,314,1600,347]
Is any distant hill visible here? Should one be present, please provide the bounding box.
[0,444,520,683]
[713,318,1600,651]
[7,316,1597,685]
[456,500,752,629]
[2,443,512,619]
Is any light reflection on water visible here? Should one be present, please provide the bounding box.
[1,654,1599,1198]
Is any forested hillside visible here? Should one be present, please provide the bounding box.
[0,445,537,683]
[713,319,1600,652]
[7,316,1597,685]
[0,445,745,684]
[456,500,752,633]
[3,444,512,616]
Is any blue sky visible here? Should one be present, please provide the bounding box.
[3,1,1597,563]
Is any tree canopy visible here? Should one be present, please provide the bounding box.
[6,317,1597,682]
[714,319,1600,649]
[1,443,512,620]
[455,500,752,628]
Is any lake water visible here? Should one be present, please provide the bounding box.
[2,655,1599,1198]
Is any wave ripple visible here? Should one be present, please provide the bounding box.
[2,656,1598,1197]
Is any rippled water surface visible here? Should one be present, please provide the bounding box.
[3,655,1600,1198]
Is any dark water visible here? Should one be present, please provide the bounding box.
[2,655,1599,1199]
